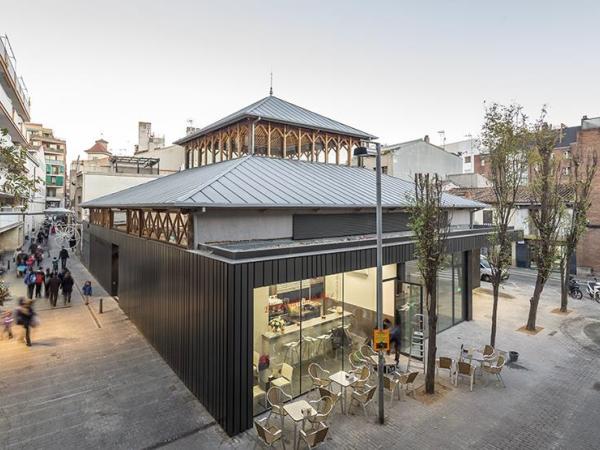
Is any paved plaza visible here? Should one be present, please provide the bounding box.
[2,247,600,449]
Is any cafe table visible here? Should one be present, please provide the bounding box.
[328,370,358,414]
[369,353,398,372]
[283,399,317,450]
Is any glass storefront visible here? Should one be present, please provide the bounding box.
[252,254,466,415]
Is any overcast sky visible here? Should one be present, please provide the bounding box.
[2,0,599,162]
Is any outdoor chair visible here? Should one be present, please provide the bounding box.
[349,351,366,372]
[359,344,377,360]
[397,371,419,400]
[254,417,285,449]
[267,386,291,430]
[383,374,401,402]
[455,361,476,391]
[298,422,329,449]
[352,366,371,391]
[436,356,454,379]
[307,396,335,428]
[318,386,342,413]
[482,355,506,388]
[307,363,331,391]
[349,384,377,416]
[272,363,293,395]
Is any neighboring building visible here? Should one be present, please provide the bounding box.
[0,34,32,254]
[70,139,160,221]
[445,137,481,174]
[25,123,67,208]
[134,121,185,173]
[360,136,463,181]
[81,154,514,437]
[174,94,376,168]
[444,173,491,191]
[23,145,46,237]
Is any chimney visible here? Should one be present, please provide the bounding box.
[424,135,430,143]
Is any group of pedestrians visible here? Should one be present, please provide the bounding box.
[24,267,74,307]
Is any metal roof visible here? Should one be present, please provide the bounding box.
[82,156,487,210]
[174,96,376,144]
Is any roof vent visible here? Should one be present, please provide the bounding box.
[424,135,430,143]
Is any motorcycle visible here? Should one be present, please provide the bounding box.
[585,278,600,303]
[568,277,583,300]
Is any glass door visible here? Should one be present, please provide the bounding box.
[395,281,423,356]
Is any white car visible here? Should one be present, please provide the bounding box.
[480,257,509,282]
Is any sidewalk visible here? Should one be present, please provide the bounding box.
[0,237,224,449]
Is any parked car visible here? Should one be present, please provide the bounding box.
[480,257,509,282]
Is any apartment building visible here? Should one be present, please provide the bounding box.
[25,123,67,208]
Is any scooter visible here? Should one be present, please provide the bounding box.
[569,277,583,300]
[585,278,600,303]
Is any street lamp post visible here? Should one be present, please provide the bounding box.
[355,142,384,425]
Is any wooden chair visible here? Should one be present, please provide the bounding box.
[349,384,377,416]
[298,422,329,449]
[352,366,371,391]
[307,363,331,390]
[272,363,293,394]
[383,374,401,402]
[482,355,506,387]
[318,386,342,413]
[397,371,419,400]
[455,361,476,391]
[267,386,291,430]
[436,356,454,379]
[307,396,335,429]
[254,417,285,449]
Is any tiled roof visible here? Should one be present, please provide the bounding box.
[448,185,573,205]
[174,96,376,144]
[82,155,486,210]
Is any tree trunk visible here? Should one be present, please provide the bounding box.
[425,284,437,394]
[526,275,545,330]
[490,278,500,347]
[560,258,568,312]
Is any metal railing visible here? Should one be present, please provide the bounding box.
[0,35,31,117]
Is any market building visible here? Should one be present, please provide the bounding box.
[80,150,514,436]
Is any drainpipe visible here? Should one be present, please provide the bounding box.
[250,117,261,155]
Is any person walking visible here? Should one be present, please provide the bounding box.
[59,247,69,271]
[44,268,51,298]
[52,257,59,273]
[48,273,61,307]
[82,281,92,305]
[24,270,36,299]
[61,271,74,305]
[34,270,45,298]
[15,297,35,347]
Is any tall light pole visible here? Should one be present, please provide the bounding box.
[355,142,384,425]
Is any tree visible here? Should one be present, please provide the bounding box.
[526,109,566,331]
[409,173,450,394]
[0,129,38,206]
[559,149,597,312]
[480,103,529,347]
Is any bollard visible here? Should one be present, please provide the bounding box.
[99,297,103,314]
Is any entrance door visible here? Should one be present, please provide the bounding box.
[111,244,119,296]
[394,281,423,356]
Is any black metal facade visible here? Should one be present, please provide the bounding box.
[84,223,504,436]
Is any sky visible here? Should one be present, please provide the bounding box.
[2,0,600,162]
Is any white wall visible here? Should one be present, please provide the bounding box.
[450,209,472,227]
[137,144,185,173]
[388,141,463,181]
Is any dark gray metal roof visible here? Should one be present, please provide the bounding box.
[554,125,580,148]
[82,156,487,210]
[174,96,376,144]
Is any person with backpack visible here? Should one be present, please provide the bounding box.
[61,271,74,305]
[34,270,45,298]
[24,270,36,299]
[48,273,61,307]
[59,247,69,270]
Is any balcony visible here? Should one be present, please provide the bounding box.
[0,35,30,121]
[0,206,23,232]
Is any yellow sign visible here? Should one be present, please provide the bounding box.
[373,329,390,352]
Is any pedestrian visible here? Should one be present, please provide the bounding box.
[61,271,74,305]
[15,297,35,347]
[59,246,69,270]
[34,269,45,298]
[1,308,13,339]
[28,241,37,255]
[389,320,402,364]
[52,257,59,272]
[26,254,35,271]
[44,268,51,298]
[82,280,92,305]
[48,273,61,307]
[24,269,36,299]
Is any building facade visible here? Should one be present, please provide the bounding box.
[134,121,185,173]
[25,123,67,208]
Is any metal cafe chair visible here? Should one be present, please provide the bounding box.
[254,417,285,449]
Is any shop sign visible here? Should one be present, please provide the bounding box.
[373,328,390,352]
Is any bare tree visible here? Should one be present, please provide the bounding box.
[559,150,597,311]
[409,173,450,394]
[480,103,529,346]
[526,109,566,331]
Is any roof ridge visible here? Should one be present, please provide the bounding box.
[175,156,251,203]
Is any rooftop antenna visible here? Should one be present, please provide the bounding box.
[269,71,273,96]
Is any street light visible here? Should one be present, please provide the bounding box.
[354,143,384,425]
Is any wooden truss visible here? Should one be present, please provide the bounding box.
[184,119,361,169]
